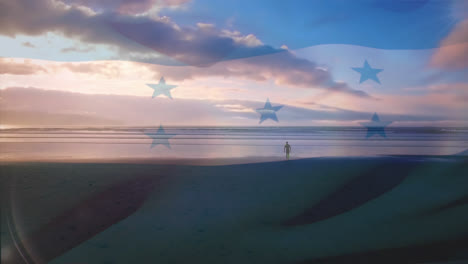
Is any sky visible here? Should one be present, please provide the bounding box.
[0,0,467,127]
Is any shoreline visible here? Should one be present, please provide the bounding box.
[0,156,287,166]
[1,154,466,166]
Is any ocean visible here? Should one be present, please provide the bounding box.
[1,126,468,161]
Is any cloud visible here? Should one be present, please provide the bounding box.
[316,83,468,124]
[62,0,190,14]
[215,103,254,113]
[0,59,48,75]
[0,0,136,50]
[430,20,468,69]
[0,110,122,126]
[220,30,264,47]
[196,22,215,30]
[108,16,279,66]
[430,0,468,69]
[0,87,453,127]
[427,82,468,94]
[144,51,371,97]
[59,61,121,77]
[0,0,369,98]
[286,99,445,124]
[45,53,370,98]
[116,0,190,14]
[22,41,35,48]
[61,45,96,53]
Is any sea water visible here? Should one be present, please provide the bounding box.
[1,126,468,161]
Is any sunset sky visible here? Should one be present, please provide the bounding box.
[0,0,467,126]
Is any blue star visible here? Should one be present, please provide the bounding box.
[360,113,392,138]
[352,60,383,84]
[256,98,283,124]
[146,77,177,99]
[144,125,175,148]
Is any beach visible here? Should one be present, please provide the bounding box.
[2,155,468,263]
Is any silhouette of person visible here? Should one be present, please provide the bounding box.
[284,141,291,160]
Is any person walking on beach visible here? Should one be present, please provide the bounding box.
[284,141,291,160]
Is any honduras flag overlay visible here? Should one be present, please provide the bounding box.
[1,1,468,264]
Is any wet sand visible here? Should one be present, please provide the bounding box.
[1,156,468,263]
